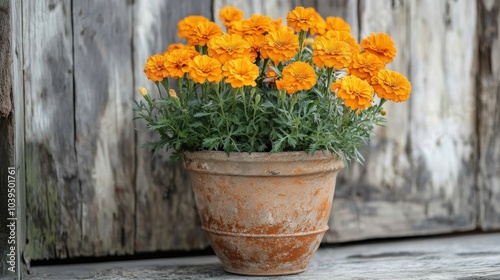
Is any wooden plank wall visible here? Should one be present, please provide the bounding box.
[477,0,500,230]
[12,0,499,261]
[326,0,478,242]
[23,0,82,259]
[133,0,213,253]
[0,0,16,277]
[1,0,24,278]
[73,0,136,256]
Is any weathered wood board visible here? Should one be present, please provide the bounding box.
[326,0,477,242]
[23,0,81,260]
[25,233,500,279]
[15,0,500,262]
[133,0,214,253]
[0,0,16,277]
[0,0,25,278]
[478,0,500,230]
[73,0,136,256]
[326,0,414,241]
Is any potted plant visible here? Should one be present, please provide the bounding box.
[134,6,411,276]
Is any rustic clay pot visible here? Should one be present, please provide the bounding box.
[183,151,344,276]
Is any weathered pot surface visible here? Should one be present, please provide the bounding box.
[183,151,344,276]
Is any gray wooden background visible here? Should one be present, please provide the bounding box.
[1,0,499,262]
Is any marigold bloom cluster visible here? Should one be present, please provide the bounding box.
[143,5,411,109]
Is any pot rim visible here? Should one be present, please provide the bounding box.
[183,150,342,162]
[183,150,345,176]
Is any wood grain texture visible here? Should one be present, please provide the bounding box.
[477,0,500,230]
[0,0,12,118]
[25,233,500,279]
[18,0,500,260]
[408,0,476,230]
[12,0,25,277]
[73,0,136,256]
[11,0,26,279]
[325,0,477,242]
[133,0,213,253]
[326,0,413,242]
[23,0,81,260]
[0,0,16,277]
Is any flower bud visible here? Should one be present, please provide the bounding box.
[169,89,178,98]
[250,88,256,98]
[255,94,261,105]
[380,108,387,116]
[138,86,148,96]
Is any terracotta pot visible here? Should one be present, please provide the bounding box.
[183,151,344,276]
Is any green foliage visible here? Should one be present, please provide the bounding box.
[134,57,386,167]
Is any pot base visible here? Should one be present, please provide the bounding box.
[206,230,325,276]
[224,267,307,276]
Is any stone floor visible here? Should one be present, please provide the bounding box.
[26,233,500,279]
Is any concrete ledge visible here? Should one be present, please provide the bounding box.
[27,233,500,279]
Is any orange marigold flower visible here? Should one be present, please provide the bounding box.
[227,20,243,35]
[166,43,186,53]
[312,36,352,69]
[271,18,284,31]
[325,17,351,33]
[371,69,411,102]
[187,21,223,46]
[260,28,299,63]
[324,30,360,56]
[310,11,326,35]
[280,61,317,94]
[165,44,198,56]
[164,49,196,78]
[276,78,286,92]
[222,58,259,88]
[188,55,223,84]
[348,52,385,83]
[144,54,169,82]
[207,34,251,64]
[230,14,273,38]
[219,6,244,29]
[286,6,318,32]
[244,35,264,61]
[333,75,374,110]
[178,15,210,39]
[361,33,397,64]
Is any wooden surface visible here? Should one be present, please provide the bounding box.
[477,0,500,231]
[73,0,136,257]
[326,0,478,242]
[0,0,16,277]
[11,0,25,278]
[23,0,81,260]
[132,0,213,254]
[26,233,500,279]
[9,0,500,261]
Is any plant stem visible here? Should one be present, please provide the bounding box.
[326,68,334,114]
[240,87,249,121]
[260,58,269,77]
[297,30,307,61]
[216,90,230,134]
[232,88,237,113]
